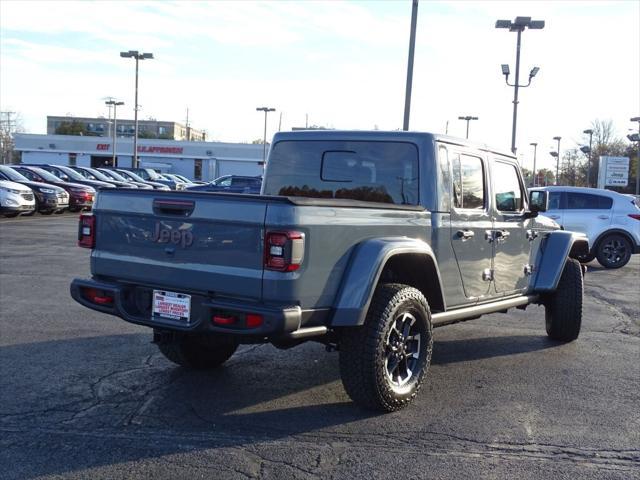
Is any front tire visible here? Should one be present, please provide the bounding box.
[544,258,583,342]
[596,234,632,269]
[156,332,238,369]
[339,283,433,412]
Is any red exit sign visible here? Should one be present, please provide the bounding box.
[96,143,110,151]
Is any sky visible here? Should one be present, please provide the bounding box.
[1,0,638,172]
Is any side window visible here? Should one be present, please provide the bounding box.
[437,145,451,211]
[17,169,36,181]
[215,177,232,187]
[493,161,524,212]
[452,153,485,209]
[567,193,613,210]
[231,178,250,187]
[548,192,561,210]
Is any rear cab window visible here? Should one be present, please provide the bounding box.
[263,141,419,206]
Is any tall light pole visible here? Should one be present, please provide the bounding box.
[120,50,153,168]
[403,0,419,131]
[553,136,562,184]
[530,142,538,186]
[631,117,640,195]
[105,100,124,167]
[458,116,478,139]
[496,17,544,155]
[256,107,275,163]
[583,129,594,187]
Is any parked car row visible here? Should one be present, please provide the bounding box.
[0,164,204,218]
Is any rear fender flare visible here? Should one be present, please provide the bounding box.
[331,238,444,327]
[533,231,589,292]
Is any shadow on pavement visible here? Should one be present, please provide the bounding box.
[0,331,560,479]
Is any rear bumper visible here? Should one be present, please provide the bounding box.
[70,278,328,339]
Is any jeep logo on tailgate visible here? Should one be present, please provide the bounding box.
[151,223,194,247]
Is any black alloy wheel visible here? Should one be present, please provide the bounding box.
[596,234,632,269]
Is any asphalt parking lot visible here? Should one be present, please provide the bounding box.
[1,213,639,479]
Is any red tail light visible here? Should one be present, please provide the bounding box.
[264,230,305,271]
[78,213,95,248]
[82,287,113,305]
[629,214,640,221]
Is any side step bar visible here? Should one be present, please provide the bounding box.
[431,294,539,328]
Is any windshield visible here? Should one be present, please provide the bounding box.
[56,165,87,181]
[175,175,191,182]
[29,167,61,183]
[0,166,30,182]
[118,170,146,182]
[99,169,127,181]
[83,167,113,182]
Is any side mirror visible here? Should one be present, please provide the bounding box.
[529,190,548,214]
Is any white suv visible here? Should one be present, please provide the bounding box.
[0,180,36,217]
[531,186,640,268]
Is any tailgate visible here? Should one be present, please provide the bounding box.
[92,190,269,300]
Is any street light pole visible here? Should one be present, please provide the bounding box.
[496,17,544,155]
[120,50,153,168]
[553,136,562,184]
[403,0,419,131]
[256,107,275,163]
[458,116,478,139]
[530,142,538,186]
[583,129,593,187]
[632,117,640,195]
[106,100,124,168]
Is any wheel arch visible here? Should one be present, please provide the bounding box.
[591,228,638,252]
[331,238,445,327]
[534,231,589,292]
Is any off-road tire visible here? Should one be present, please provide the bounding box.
[339,283,433,412]
[544,258,583,342]
[157,333,238,369]
[595,233,632,269]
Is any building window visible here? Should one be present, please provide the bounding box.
[194,159,202,180]
[69,153,77,166]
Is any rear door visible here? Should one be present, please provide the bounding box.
[449,151,493,300]
[562,192,613,241]
[93,191,268,300]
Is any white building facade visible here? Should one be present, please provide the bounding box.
[14,134,265,181]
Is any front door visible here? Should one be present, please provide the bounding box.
[491,160,532,294]
[449,151,493,300]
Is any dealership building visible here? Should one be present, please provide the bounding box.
[13,134,265,181]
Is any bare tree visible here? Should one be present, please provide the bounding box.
[0,112,25,164]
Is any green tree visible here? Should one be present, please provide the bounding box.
[137,129,157,139]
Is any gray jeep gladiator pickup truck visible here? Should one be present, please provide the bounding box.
[71,131,589,412]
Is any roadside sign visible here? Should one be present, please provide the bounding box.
[598,156,629,188]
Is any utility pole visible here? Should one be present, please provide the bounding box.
[278,111,282,132]
[583,129,593,187]
[256,107,275,163]
[631,117,640,195]
[120,50,154,167]
[496,17,544,154]
[553,136,562,185]
[530,142,538,186]
[402,0,419,131]
[458,115,478,139]
[106,100,124,167]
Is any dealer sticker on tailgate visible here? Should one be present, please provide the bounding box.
[152,290,191,322]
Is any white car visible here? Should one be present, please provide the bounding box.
[531,186,640,268]
[0,180,36,217]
